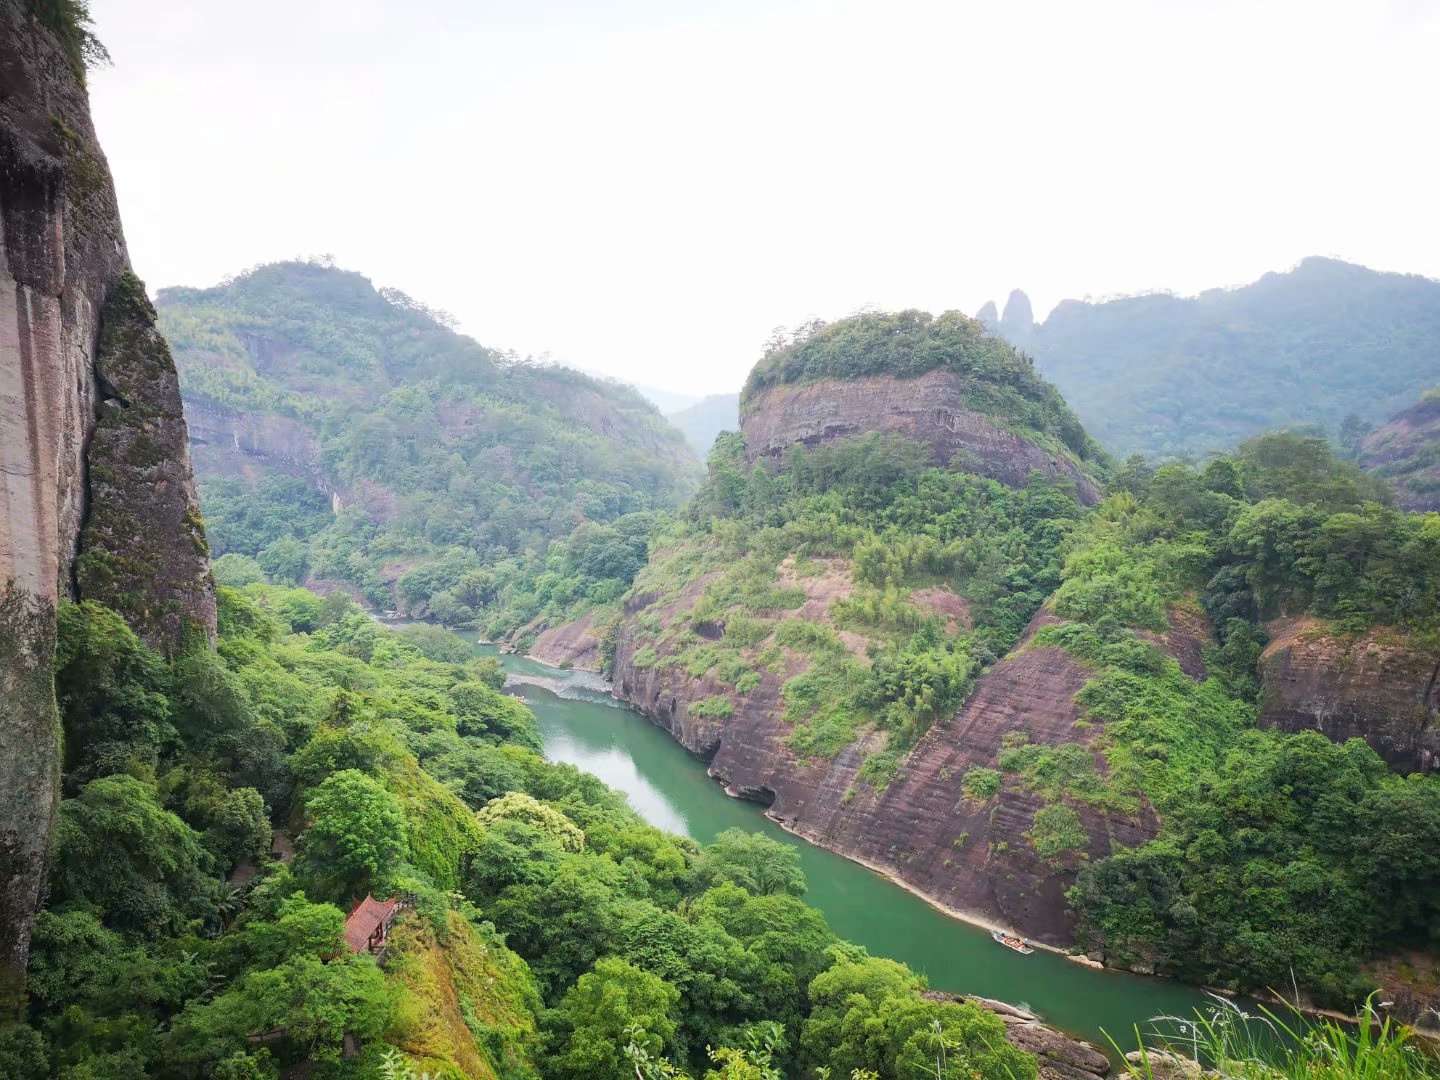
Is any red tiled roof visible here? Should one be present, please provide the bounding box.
[343,894,400,953]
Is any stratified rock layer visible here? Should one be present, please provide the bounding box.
[740,370,1103,504]
[1258,617,1439,774]
[0,0,214,1009]
[613,607,1170,945]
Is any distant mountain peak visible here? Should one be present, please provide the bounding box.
[1000,289,1034,339]
[975,300,999,331]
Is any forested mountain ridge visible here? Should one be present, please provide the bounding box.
[980,257,1440,459]
[158,261,701,623]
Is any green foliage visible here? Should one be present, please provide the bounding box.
[694,829,807,897]
[1121,994,1440,1080]
[297,769,408,900]
[1027,803,1087,861]
[54,601,173,784]
[33,585,1063,1079]
[29,0,109,76]
[162,261,699,629]
[691,694,735,719]
[960,768,1001,803]
[800,954,1036,1080]
[477,791,585,852]
[1040,435,1440,1005]
[544,957,682,1080]
[51,774,218,937]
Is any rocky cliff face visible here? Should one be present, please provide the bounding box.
[1358,393,1440,512]
[1258,617,1438,774]
[612,599,1197,945]
[739,369,1103,505]
[0,0,214,1009]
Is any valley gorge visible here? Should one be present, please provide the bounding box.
[3,3,1440,1075]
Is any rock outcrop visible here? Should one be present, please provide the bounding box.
[931,993,1111,1079]
[739,369,1103,504]
[1000,288,1035,342]
[612,605,1190,945]
[1358,392,1440,512]
[527,610,604,671]
[1257,617,1438,774]
[0,0,214,1009]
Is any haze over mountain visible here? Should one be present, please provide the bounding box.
[158,260,700,620]
[975,258,1440,459]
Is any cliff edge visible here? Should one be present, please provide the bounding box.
[0,0,214,1010]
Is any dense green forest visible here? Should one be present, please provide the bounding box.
[1010,257,1440,459]
[619,424,1440,1009]
[160,260,700,630]
[4,588,1040,1080]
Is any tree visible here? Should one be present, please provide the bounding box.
[54,601,173,783]
[544,957,681,1080]
[477,792,584,852]
[801,956,1034,1080]
[204,786,273,867]
[51,775,217,937]
[694,830,807,897]
[296,769,407,899]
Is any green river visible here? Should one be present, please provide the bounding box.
[477,643,1226,1053]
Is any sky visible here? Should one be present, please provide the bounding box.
[88,0,1440,397]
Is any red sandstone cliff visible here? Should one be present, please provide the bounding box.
[0,0,214,1007]
[1258,617,1438,774]
[611,594,1207,946]
[740,370,1104,505]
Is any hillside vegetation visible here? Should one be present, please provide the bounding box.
[4,586,1047,1080]
[600,411,1440,1013]
[1008,257,1440,459]
[1358,388,1440,511]
[160,260,700,627]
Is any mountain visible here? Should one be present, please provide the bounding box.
[539,312,1440,1019]
[740,309,1109,501]
[1004,258,1440,459]
[0,0,215,1008]
[667,392,740,456]
[1358,389,1440,512]
[157,261,702,620]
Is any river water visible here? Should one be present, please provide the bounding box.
[472,645,1229,1053]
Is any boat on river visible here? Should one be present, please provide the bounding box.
[992,930,1035,955]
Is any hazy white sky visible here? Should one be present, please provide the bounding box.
[89,0,1440,396]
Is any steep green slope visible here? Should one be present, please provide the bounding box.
[1006,258,1440,459]
[591,337,1440,1015]
[1358,389,1440,511]
[159,260,701,622]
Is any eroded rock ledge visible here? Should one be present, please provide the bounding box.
[740,370,1103,504]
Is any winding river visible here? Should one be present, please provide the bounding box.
[476,644,1225,1053]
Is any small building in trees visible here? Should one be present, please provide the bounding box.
[344,894,403,956]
